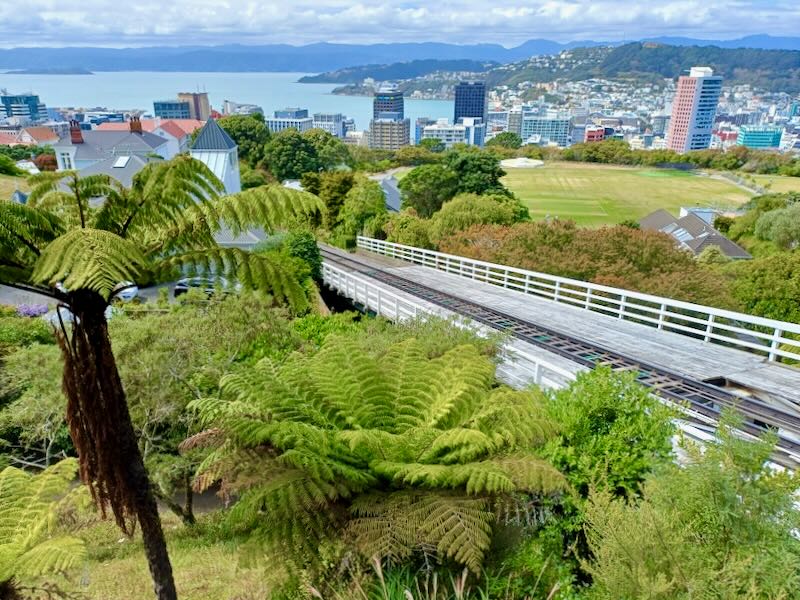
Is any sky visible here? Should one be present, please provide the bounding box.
[1,0,799,47]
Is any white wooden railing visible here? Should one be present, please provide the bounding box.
[357,236,800,362]
[322,262,576,389]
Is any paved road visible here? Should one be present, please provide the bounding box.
[1,283,176,307]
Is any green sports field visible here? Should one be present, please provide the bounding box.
[502,162,752,226]
[750,174,800,194]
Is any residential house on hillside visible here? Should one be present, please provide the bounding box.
[76,155,157,188]
[16,126,59,146]
[639,209,751,260]
[96,118,204,154]
[53,118,172,171]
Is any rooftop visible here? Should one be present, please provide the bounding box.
[191,118,237,151]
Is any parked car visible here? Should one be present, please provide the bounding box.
[112,281,139,303]
[55,281,139,303]
[173,276,241,298]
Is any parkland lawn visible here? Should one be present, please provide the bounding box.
[502,162,751,226]
[751,174,800,194]
[0,174,28,200]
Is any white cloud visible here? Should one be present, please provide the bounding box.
[0,0,797,47]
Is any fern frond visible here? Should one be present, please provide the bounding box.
[415,493,493,573]
[31,228,147,299]
[215,185,324,235]
[0,459,85,583]
[153,247,308,312]
[490,455,568,495]
[13,536,87,578]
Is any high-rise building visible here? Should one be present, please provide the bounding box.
[421,117,485,149]
[666,67,722,153]
[373,89,404,120]
[736,126,783,149]
[177,92,211,121]
[222,100,263,116]
[507,109,523,137]
[0,93,47,123]
[274,108,309,119]
[454,81,487,123]
[313,113,345,137]
[369,118,410,150]
[153,100,191,119]
[521,115,572,147]
[415,117,436,143]
[652,114,670,136]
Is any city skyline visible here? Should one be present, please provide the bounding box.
[1,1,799,47]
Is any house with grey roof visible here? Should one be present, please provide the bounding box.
[76,154,156,189]
[639,209,751,260]
[53,118,173,172]
[190,118,241,194]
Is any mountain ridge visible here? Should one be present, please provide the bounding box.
[1,35,800,73]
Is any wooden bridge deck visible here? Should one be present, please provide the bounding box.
[348,248,800,409]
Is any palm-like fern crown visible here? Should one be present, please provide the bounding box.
[1,157,323,308]
[0,459,86,584]
[189,338,565,572]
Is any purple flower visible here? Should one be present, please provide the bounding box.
[16,303,49,318]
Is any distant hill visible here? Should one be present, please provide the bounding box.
[298,59,495,84]
[478,43,800,94]
[0,35,799,73]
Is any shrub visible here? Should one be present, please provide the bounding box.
[0,316,54,353]
[188,337,566,586]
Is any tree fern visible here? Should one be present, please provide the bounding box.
[0,158,325,600]
[190,337,566,576]
[0,459,86,587]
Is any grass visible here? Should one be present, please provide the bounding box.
[42,512,269,600]
[0,174,28,200]
[750,174,800,194]
[502,162,752,226]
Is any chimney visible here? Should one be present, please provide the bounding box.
[129,116,143,134]
[69,119,83,144]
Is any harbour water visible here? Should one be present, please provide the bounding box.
[0,71,453,133]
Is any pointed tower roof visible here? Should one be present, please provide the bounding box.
[191,118,236,151]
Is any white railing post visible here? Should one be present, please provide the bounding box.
[376,288,382,315]
[618,295,627,319]
[554,281,561,302]
[769,329,783,362]
[584,288,592,309]
[533,362,542,385]
[524,274,531,294]
[657,304,667,330]
[704,314,716,343]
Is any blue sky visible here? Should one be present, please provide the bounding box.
[1,0,798,47]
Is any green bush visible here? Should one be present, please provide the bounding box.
[0,316,54,353]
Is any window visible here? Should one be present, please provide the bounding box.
[59,152,72,170]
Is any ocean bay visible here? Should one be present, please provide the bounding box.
[0,70,453,133]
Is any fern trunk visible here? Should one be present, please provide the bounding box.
[57,291,177,600]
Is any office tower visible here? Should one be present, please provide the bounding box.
[373,89,404,120]
[313,113,345,137]
[177,92,211,121]
[153,100,191,119]
[0,93,47,122]
[369,118,410,150]
[454,81,487,123]
[736,126,783,149]
[666,67,722,153]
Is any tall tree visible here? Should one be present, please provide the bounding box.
[302,128,351,170]
[445,148,509,196]
[398,163,459,217]
[0,157,322,600]
[217,114,270,168]
[263,129,321,181]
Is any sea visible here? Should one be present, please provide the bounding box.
[0,71,453,135]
